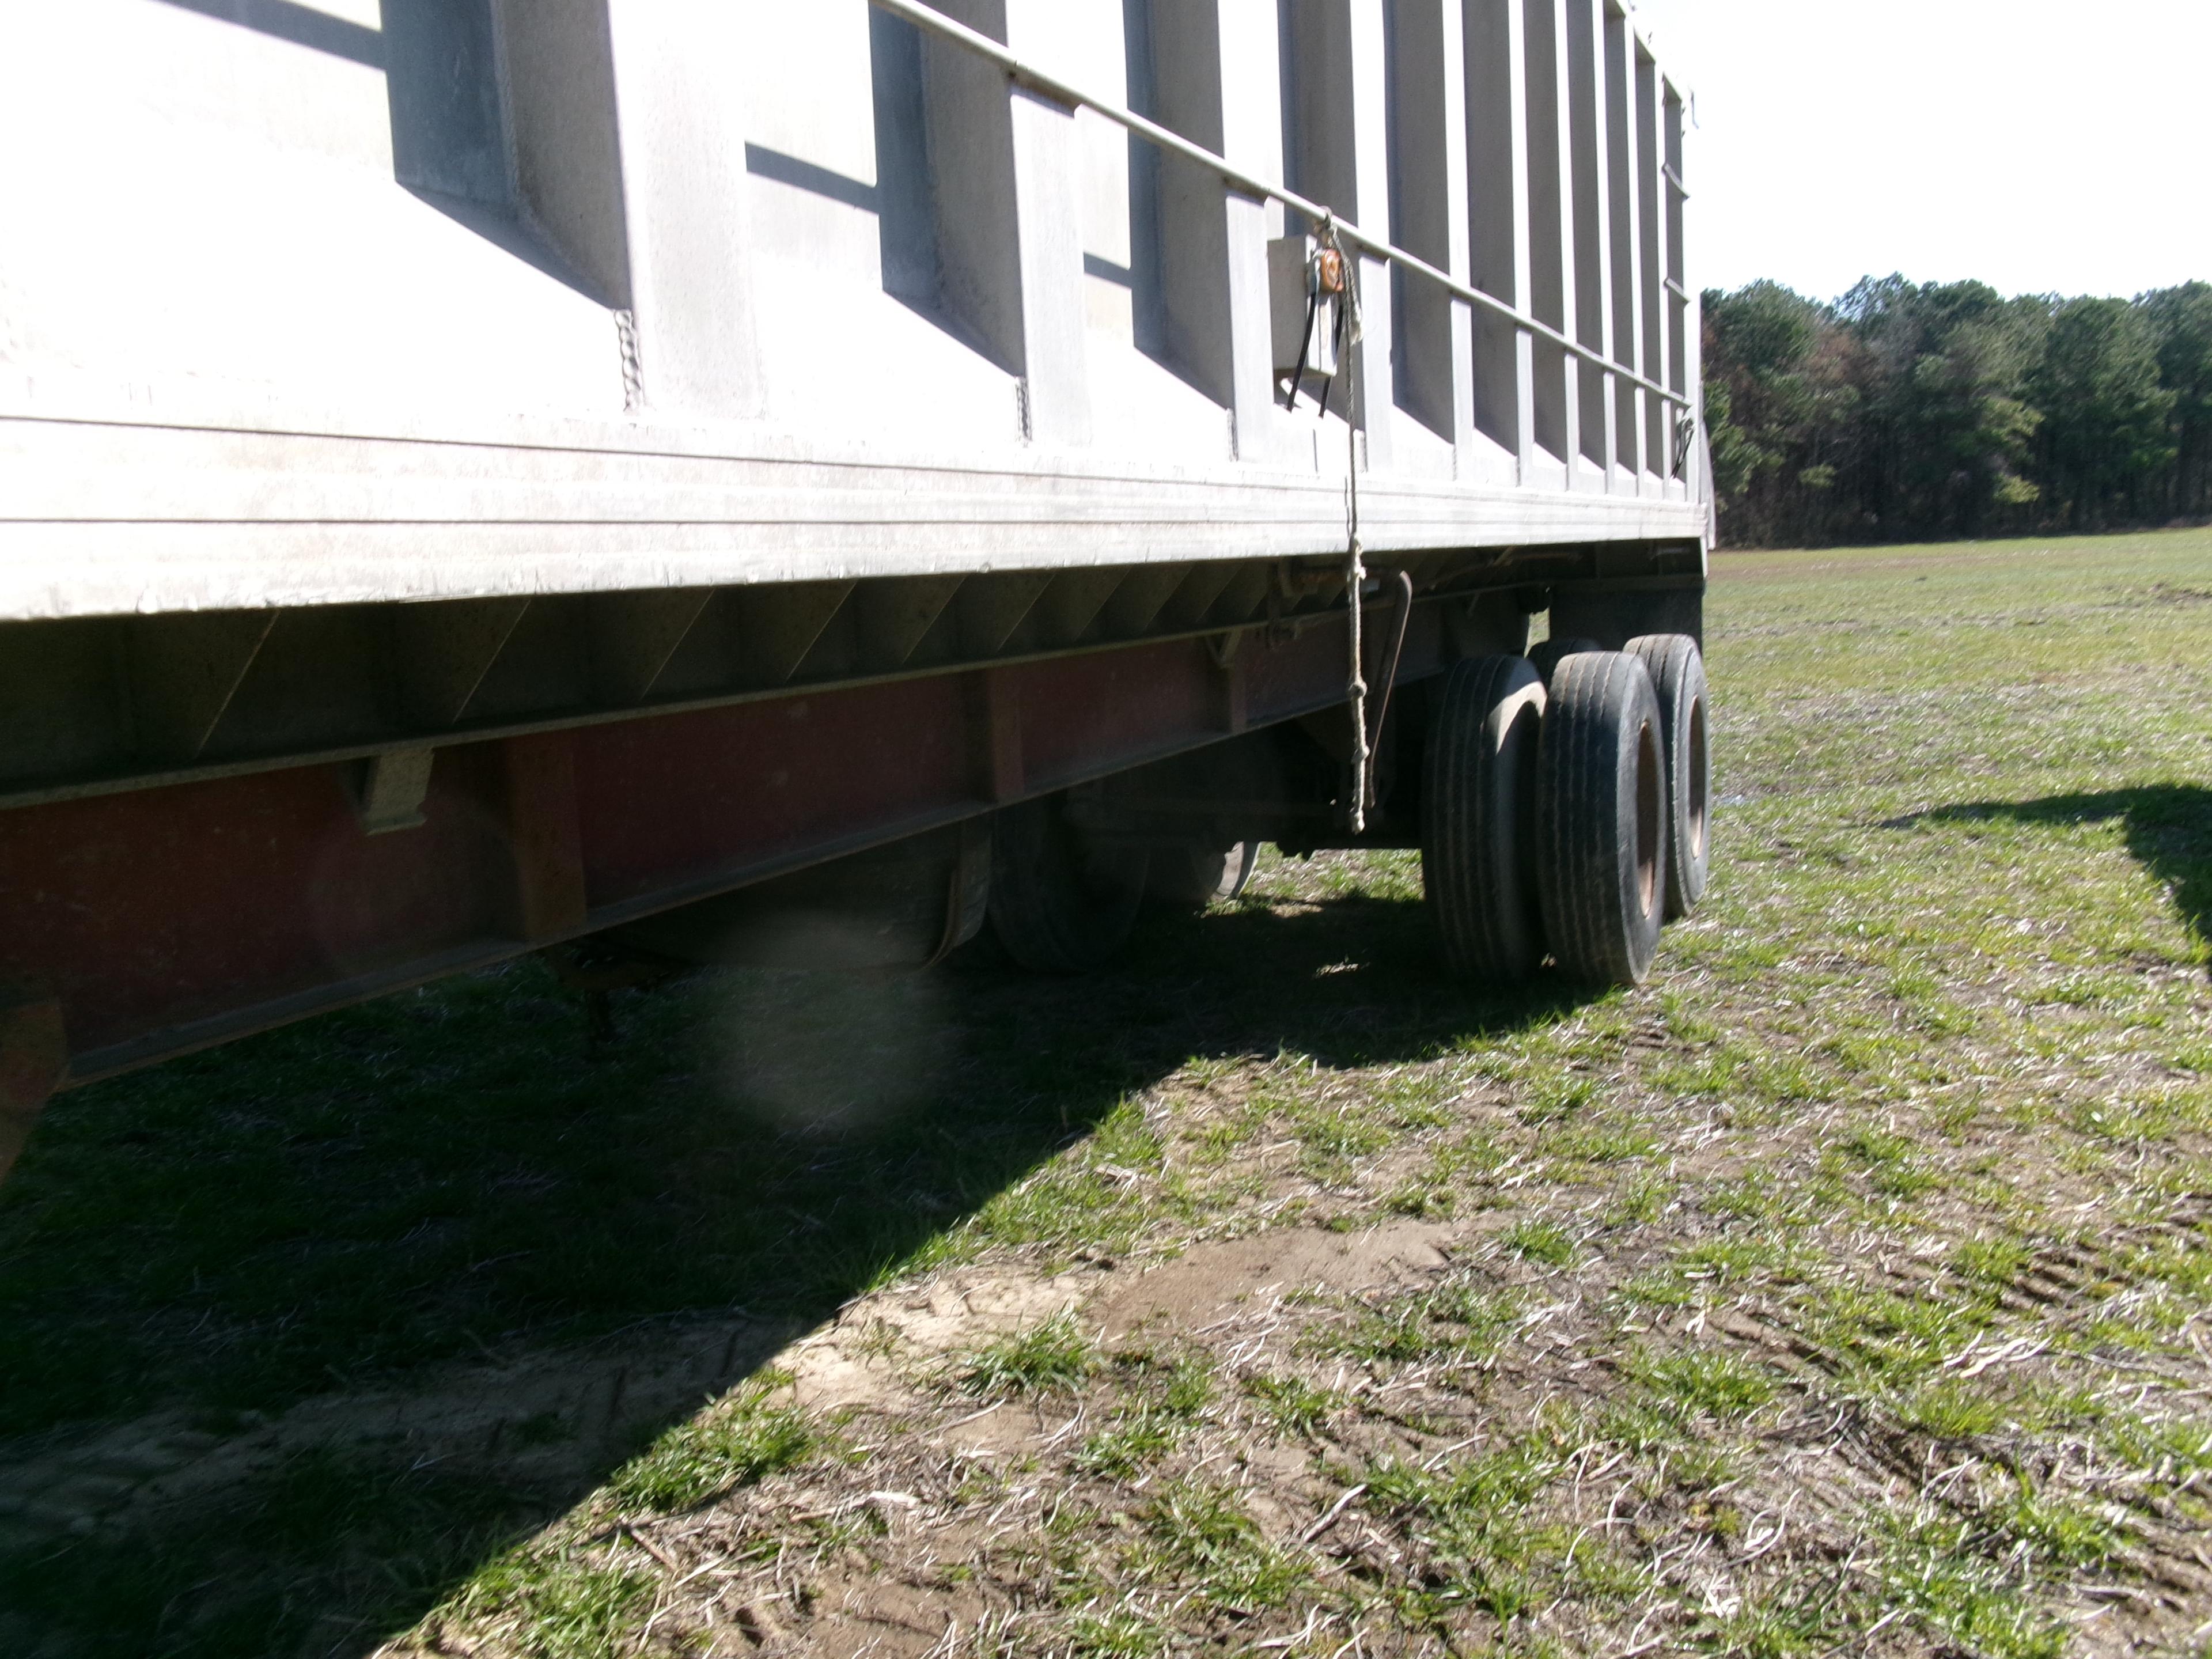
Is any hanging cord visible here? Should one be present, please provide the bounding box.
[1283,282,1320,411]
[1672,410,1697,480]
[1363,569,1415,811]
[1286,236,1348,414]
[1315,213,1373,832]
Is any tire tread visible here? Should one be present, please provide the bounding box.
[1535,652,1666,986]
[1423,656,1545,980]
[1625,632,1711,919]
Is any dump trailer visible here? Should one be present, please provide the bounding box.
[0,0,1713,1182]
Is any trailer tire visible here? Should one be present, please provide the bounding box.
[1149,840,1258,911]
[1534,652,1668,986]
[1625,633,1711,919]
[1423,655,1548,981]
[1527,635,1603,684]
[988,795,1148,974]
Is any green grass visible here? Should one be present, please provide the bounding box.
[1502,1217,1578,1265]
[605,1375,813,1513]
[1075,1354,1216,1476]
[6,526,2212,1658]
[1243,1372,1343,1437]
[1128,1479,1313,1615]
[447,1547,655,1659]
[1362,1438,1568,1628]
[1632,1349,1781,1421]
[1314,1276,1525,1368]
[956,1311,1098,1396]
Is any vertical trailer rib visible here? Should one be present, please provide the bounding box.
[866,0,1691,414]
[1603,1,1644,486]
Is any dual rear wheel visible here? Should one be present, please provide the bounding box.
[1424,635,1710,988]
[987,635,1710,985]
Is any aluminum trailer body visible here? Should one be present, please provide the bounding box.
[0,0,1709,1177]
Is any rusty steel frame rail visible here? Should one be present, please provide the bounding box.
[0,601,1453,1137]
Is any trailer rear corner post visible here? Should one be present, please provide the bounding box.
[0,994,67,1184]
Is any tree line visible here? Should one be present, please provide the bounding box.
[1701,276,2212,547]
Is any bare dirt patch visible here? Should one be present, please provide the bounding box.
[1097,1221,1458,1339]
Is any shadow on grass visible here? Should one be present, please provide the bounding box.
[1889,784,2212,960]
[0,879,1592,1658]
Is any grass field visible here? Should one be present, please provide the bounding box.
[2,528,2209,1658]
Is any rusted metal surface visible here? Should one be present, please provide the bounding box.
[0,609,1444,1094]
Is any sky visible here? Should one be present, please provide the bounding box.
[1627,0,2212,305]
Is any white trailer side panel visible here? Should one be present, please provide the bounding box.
[0,0,1704,622]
